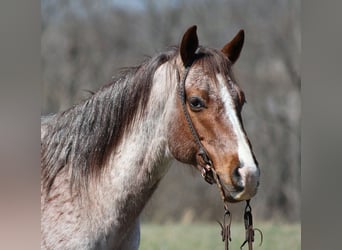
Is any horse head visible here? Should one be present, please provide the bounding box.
[168,26,260,203]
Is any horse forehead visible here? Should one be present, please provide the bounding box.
[215,73,240,101]
[186,69,221,94]
[186,71,211,89]
[185,71,239,111]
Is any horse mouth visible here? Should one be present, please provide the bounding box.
[195,163,259,202]
[222,182,258,202]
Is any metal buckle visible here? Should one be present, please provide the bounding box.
[201,165,214,184]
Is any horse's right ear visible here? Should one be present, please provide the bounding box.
[180,25,199,67]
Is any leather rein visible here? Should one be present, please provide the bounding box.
[177,59,262,250]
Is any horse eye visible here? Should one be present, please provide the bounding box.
[189,96,205,111]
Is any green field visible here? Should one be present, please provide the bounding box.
[140,222,300,250]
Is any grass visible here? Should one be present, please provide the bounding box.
[140,222,300,250]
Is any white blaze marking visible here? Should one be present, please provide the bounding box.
[217,74,259,198]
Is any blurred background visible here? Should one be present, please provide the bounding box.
[41,0,300,232]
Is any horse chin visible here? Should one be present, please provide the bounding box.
[223,184,258,203]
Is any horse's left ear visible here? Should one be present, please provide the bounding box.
[180,25,199,67]
[221,29,244,64]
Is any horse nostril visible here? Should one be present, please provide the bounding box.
[232,165,244,191]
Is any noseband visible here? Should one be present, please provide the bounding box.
[177,56,262,250]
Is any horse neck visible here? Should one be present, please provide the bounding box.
[86,62,178,234]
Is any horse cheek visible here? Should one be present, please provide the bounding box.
[167,114,197,165]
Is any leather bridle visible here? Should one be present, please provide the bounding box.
[177,57,233,209]
[178,63,216,185]
[177,57,262,250]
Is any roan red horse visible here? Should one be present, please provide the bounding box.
[41,25,260,249]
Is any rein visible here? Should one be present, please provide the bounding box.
[178,59,262,250]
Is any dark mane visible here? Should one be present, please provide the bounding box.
[41,47,178,193]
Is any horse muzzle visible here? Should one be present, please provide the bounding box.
[225,165,260,202]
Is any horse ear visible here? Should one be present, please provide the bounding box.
[221,29,244,64]
[180,25,199,67]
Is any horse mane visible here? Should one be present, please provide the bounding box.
[41,45,235,194]
[41,47,179,193]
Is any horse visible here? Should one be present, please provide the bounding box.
[41,25,260,250]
